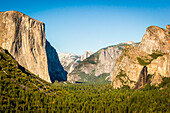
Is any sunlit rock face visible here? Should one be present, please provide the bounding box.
[138,25,170,54]
[111,25,170,89]
[0,11,67,83]
[148,53,170,85]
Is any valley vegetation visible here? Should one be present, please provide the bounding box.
[1,80,170,112]
[0,47,170,112]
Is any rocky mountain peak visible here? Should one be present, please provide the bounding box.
[0,11,44,24]
[58,51,94,75]
[81,51,94,61]
[112,25,170,89]
[123,41,135,45]
[139,25,170,54]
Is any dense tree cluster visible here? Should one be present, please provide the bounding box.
[1,80,169,112]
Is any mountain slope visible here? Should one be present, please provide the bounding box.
[0,47,60,95]
[0,11,67,83]
[69,42,138,83]
[0,47,69,112]
[111,25,170,89]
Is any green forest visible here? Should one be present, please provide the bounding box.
[0,47,170,113]
[1,80,170,113]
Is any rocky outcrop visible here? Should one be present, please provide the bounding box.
[139,25,170,54]
[111,46,149,88]
[148,53,170,85]
[0,11,67,83]
[111,25,170,89]
[80,51,94,61]
[58,53,80,73]
[69,42,138,83]
[123,41,135,45]
[135,53,170,89]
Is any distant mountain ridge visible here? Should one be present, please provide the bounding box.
[59,53,80,74]
[67,41,138,83]
[123,41,135,44]
[0,11,67,83]
[59,51,94,74]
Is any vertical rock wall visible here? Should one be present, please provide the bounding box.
[0,11,67,83]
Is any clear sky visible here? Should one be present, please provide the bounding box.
[1,0,170,55]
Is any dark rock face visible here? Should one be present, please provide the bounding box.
[135,66,151,89]
[45,41,67,82]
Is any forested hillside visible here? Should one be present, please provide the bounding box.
[0,47,67,112]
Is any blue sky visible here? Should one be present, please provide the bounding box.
[1,0,170,55]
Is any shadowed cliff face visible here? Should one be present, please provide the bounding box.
[45,41,67,82]
[0,11,67,83]
[135,66,151,89]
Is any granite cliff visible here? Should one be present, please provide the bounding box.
[111,25,170,89]
[0,11,67,83]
